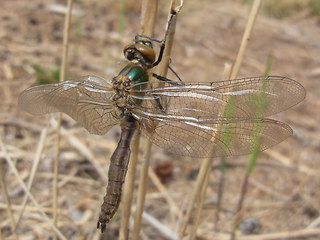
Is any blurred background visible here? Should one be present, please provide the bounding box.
[0,0,319,239]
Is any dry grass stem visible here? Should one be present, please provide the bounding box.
[179,63,233,239]
[228,1,262,239]
[132,1,183,239]
[189,163,212,240]
[131,1,159,239]
[0,136,67,239]
[230,0,262,79]
[132,140,153,240]
[53,0,73,237]
[178,155,214,239]
[132,205,178,240]
[119,130,141,240]
[140,0,159,37]
[148,167,183,219]
[227,227,320,240]
[267,149,319,176]
[155,0,183,78]
[15,126,49,227]
[214,63,233,231]
[2,0,316,239]
[0,140,17,239]
[49,117,106,179]
[179,0,262,238]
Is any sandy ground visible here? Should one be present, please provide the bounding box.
[1,0,320,239]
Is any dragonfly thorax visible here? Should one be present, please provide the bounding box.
[123,40,156,68]
[112,75,132,108]
[111,62,149,119]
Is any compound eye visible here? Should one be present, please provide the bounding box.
[135,43,156,64]
[123,43,134,59]
[140,40,153,48]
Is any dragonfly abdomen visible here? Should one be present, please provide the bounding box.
[98,116,136,232]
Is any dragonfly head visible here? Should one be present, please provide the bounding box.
[123,40,156,67]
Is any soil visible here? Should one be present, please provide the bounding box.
[1,0,319,239]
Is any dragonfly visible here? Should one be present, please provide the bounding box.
[18,11,305,232]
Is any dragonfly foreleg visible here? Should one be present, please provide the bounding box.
[152,73,181,85]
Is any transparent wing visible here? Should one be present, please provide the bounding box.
[18,75,119,135]
[133,76,306,120]
[137,113,292,158]
[131,76,304,157]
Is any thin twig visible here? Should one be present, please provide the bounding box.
[189,161,212,240]
[15,126,49,227]
[53,1,73,237]
[178,155,213,239]
[230,0,261,79]
[49,118,106,179]
[178,56,233,240]
[132,206,178,240]
[0,137,18,239]
[0,136,67,240]
[228,1,262,239]
[148,167,183,219]
[214,63,232,231]
[221,227,320,240]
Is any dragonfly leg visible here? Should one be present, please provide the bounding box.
[152,73,181,85]
[151,11,176,68]
[168,62,182,82]
[135,10,177,68]
[135,34,162,43]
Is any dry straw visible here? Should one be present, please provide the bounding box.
[0,134,67,239]
[52,1,73,239]
[132,1,183,240]
[178,0,263,239]
[121,1,159,239]
[6,0,314,239]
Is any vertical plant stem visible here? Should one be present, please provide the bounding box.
[0,137,67,240]
[131,1,158,239]
[178,156,213,239]
[119,130,141,240]
[230,0,261,79]
[60,0,73,83]
[228,1,262,239]
[230,173,249,240]
[53,0,73,238]
[214,63,232,231]
[214,167,225,231]
[189,162,212,240]
[179,59,233,240]
[0,139,17,239]
[16,126,49,227]
[140,0,158,37]
[132,1,183,239]
[132,140,153,240]
[179,0,261,237]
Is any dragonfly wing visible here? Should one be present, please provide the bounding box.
[135,110,292,158]
[18,76,119,135]
[136,76,305,120]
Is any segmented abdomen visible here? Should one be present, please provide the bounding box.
[97,116,136,232]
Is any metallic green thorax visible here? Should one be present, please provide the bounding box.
[118,63,149,103]
[119,63,149,84]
